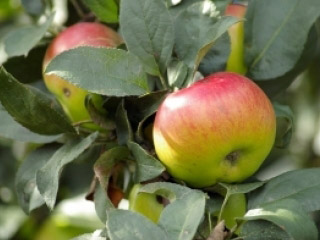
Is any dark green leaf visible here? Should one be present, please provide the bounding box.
[0,108,60,143]
[198,33,230,76]
[120,0,174,75]
[0,67,75,135]
[239,220,290,240]
[141,182,206,240]
[242,199,317,240]
[4,15,53,58]
[82,0,118,23]
[3,45,46,83]
[174,2,238,73]
[274,103,293,148]
[126,91,168,123]
[245,0,320,80]
[248,168,320,212]
[15,145,59,213]
[45,47,149,96]
[36,132,98,209]
[127,141,165,182]
[126,91,167,142]
[107,209,168,240]
[115,100,133,145]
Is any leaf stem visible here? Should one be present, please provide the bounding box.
[159,74,169,90]
[70,0,86,19]
[218,192,230,223]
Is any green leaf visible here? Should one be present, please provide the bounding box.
[107,209,168,240]
[242,199,317,240]
[120,0,175,76]
[0,67,75,135]
[219,182,265,195]
[0,206,26,240]
[81,0,118,23]
[174,1,238,73]
[255,26,318,98]
[45,47,149,96]
[141,182,206,240]
[36,132,98,209]
[239,220,290,240]
[248,168,320,212]
[4,15,53,58]
[94,183,109,223]
[21,0,45,15]
[115,100,133,145]
[93,146,130,216]
[15,145,59,213]
[274,103,293,148]
[94,146,129,190]
[127,141,165,182]
[167,59,188,88]
[245,0,320,80]
[198,33,230,76]
[0,107,60,143]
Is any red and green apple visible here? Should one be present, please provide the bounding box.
[153,72,276,187]
[43,22,122,130]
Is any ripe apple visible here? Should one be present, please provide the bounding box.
[225,3,247,74]
[128,184,164,223]
[153,72,276,187]
[220,193,246,230]
[43,22,122,130]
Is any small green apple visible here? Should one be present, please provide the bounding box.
[225,3,247,74]
[220,193,246,230]
[43,22,122,130]
[128,184,164,223]
[153,72,276,187]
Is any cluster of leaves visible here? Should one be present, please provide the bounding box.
[1,0,320,239]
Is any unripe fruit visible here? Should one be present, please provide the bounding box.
[129,184,164,223]
[225,3,247,74]
[153,72,276,187]
[220,193,246,230]
[43,22,122,130]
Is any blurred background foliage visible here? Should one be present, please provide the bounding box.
[1,0,320,239]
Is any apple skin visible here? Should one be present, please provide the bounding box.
[43,22,122,130]
[220,193,246,230]
[129,184,164,223]
[153,72,276,187]
[225,3,247,74]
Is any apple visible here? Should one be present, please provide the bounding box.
[220,193,246,230]
[153,72,276,187]
[43,22,122,130]
[129,184,164,223]
[225,3,247,74]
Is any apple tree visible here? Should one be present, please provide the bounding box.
[0,0,320,239]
